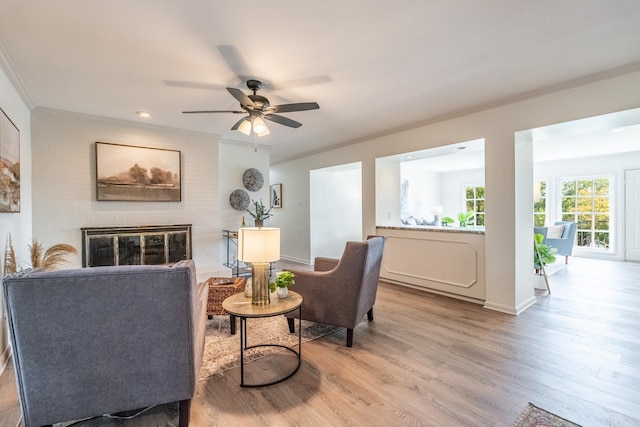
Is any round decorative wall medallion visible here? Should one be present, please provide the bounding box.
[229,189,251,211]
[242,168,264,191]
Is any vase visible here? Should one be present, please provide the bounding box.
[254,219,263,227]
[533,273,548,290]
[276,287,288,298]
[244,277,252,297]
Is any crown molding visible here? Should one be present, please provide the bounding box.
[0,42,35,110]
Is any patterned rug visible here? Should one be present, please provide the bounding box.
[199,315,343,381]
[514,403,581,427]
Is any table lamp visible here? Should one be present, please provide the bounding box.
[237,227,280,305]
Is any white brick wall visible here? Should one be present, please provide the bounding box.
[31,107,229,277]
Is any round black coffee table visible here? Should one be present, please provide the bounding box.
[222,291,302,387]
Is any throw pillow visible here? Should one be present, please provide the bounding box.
[547,225,565,239]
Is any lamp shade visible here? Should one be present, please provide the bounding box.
[237,227,280,262]
[237,118,252,136]
[252,116,268,134]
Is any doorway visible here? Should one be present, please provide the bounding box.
[625,168,640,261]
[310,162,362,260]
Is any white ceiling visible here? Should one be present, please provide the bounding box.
[2,1,640,163]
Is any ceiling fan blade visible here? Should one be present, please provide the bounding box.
[270,102,320,113]
[264,114,303,128]
[182,110,244,114]
[227,87,255,108]
[217,45,255,84]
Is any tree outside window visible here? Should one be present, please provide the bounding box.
[465,186,485,226]
[533,181,547,227]
[561,177,610,249]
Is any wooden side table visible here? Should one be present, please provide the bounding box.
[222,291,303,387]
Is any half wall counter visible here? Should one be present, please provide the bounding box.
[376,226,486,304]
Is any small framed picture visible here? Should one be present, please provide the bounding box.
[270,184,282,208]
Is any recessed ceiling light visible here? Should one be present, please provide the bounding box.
[136,111,151,118]
[457,146,467,150]
[609,127,626,133]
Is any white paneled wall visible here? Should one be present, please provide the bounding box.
[30,108,224,277]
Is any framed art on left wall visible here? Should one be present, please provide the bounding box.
[0,108,20,213]
[95,142,181,202]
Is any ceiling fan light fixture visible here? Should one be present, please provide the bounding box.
[252,116,268,135]
[257,125,270,137]
[237,118,252,135]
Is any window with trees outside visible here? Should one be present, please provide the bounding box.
[465,185,485,226]
[533,180,547,226]
[560,177,610,249]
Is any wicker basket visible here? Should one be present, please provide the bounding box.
[205,277,246,316]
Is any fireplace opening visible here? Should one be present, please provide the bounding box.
[81,224,192,267]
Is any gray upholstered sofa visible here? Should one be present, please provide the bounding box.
[2,260,207,427]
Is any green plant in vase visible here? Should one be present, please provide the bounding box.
[247,199,273,227]
[457,211,475,227]
[269,270,295,298]
[440,216,455,226]
[534,233,557,270]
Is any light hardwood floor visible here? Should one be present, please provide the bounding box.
[1,257,639,426]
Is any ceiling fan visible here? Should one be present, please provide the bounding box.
[182,79,319,136]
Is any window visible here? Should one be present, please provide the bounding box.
[533,180,547,226]
[465,185,485,226]
[560,177,610,249]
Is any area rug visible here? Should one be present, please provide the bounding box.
[199,315,343,381]
[514,403,581,427]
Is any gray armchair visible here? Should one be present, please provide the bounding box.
[2,260,207,427]
[285,236,386,347]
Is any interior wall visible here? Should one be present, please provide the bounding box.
[218,141,271,267]
[30,108,223,278]
[0,59,32,372]
[271,69,640,314]
[375,156,401,227]
[310,163,362,260]
[400,165,440,221]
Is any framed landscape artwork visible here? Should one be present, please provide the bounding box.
[0,108,20,213]
[96,142,181,202]
[270,183,282,208]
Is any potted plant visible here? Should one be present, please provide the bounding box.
[269,270,295,298]
[440,216,455,226]
[457,211,475,227]
[534,233,557,269]
[247,199,273,227]
[534,233,557,291]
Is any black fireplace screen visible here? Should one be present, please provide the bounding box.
[81,225,192,268]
